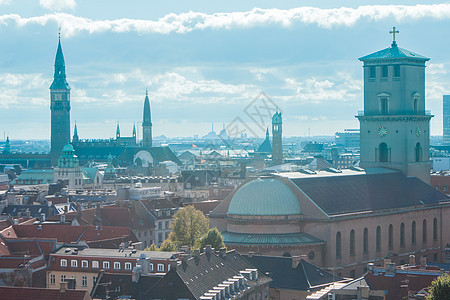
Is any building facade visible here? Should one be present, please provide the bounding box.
[444,95,450,145]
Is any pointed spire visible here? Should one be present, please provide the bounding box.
[143,90,151,125]
[266,127,269,139]
[50,34,70,90]
[72,122,79,142]
[132,123,136,138]
[116,122,120,138]
[211,122,214,133]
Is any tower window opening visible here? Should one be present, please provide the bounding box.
[380,97,389,114]
[382,66,388,78]
[415,142,422,162]
[369,66,376,78]
[394,65,400,77]
[378,142,389,162]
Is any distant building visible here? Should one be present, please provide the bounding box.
[47,247,178,292]
[444,95,450,145]
[272,110,283,165]
[335,129,360,148]
[432,156,450,172]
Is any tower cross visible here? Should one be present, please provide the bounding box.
[390,26,399,42]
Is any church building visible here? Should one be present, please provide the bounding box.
[210,29,450,278]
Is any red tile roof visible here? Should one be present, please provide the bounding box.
[0,286,90,300]
[3,224,137,246]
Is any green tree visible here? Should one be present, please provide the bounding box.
[170,205,209,248]
[428,274,450,300]
[145,243,158,251]
[197,227,225,251]
[159,237,178,252]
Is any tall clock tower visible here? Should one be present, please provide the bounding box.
[142,90,152,147]
[357,28,432,183]
[50,36,71,166]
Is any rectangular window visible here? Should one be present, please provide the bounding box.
[93,276,97,287]
[92,261,99,269]
[103,261,110,269]
[50,274,55,285]
[150,263,154,271]
[158,233,163,243]
[61,275,66,283]
[114,262,121,270]
[157,264,165,272]
[394,65,400,77]
[125,262,132,270]
[71,260,78,268]
[369,66,376,78]
[165,221,169,229]
[60,259,67,267]
[382,65,388,77]
[81,260,88,268]
[82,275,87,287]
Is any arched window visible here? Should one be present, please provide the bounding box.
[400,223,405,248]
[377,92,390,114]
[376,226,381,252]
[336,232,341,259]
[433,218,438,242]
[363,228,368,254]
[412,221,416,246]
[379,143,389,162]
[388,224,393,250]
[415,143,422,162]
[423,219,427,243]
[350,230,355,256]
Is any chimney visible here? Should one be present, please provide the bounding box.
[48,206,53,218]
[181,254,188,265]
[219,248,226,258]
[170,260,178,271]
[132,266,142,283]
[248,251,254,258]
[409,254,416,266]
[367,263,374,272]
[40,213,46,222]
[26,210,31,218]
[194,249,200,258]
[292,256,301,269]
[60,214,66,224]
[383,258,391,268]
[420,256,427,268]
[59,282,68,293]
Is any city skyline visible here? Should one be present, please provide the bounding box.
[2,1,450,139]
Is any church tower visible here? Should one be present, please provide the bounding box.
[142,90,152,147]
[272,109,283,165]
[357,28,432,183]
[50,36,71,166]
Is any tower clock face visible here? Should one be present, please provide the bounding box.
[416,127,422,137]
[378,126,388,137]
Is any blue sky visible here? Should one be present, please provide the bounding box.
[1,0,450,140]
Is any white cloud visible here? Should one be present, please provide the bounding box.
[2,4,450,36]
[39,0,76,12]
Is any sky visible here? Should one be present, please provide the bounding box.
[1,0,450,140]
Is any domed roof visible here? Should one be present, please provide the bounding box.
[228,177,300,216]
[62,144,74,152]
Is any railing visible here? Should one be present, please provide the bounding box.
[357,110,432,116]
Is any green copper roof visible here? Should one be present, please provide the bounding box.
[227,177,300,216]
[359,42,429,61]
[222,232,324,246]
[50,38,70,90]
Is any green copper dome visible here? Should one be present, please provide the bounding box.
[62,144,74,152]
[228,178,300,216]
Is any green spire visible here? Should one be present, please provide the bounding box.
[133,123,136,137]
[73,123,79,142]
[143,90,152,126]
[50,36,70,90]
[116,122,120,138]
[3,136,10,154]
[266,127,269,139]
